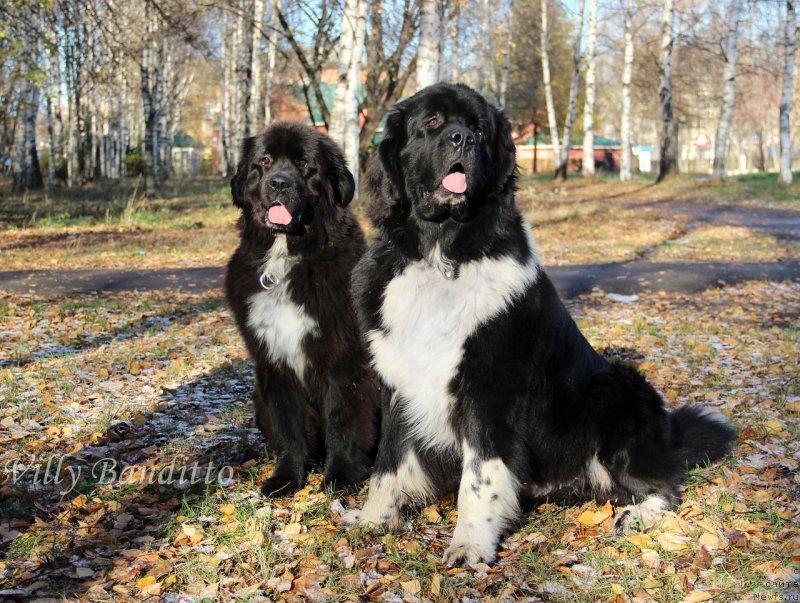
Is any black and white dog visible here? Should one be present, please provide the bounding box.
[226,122,380,497]
[342,84,736,565]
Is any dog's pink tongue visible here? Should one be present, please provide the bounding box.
[268,204,293,225]
[442,172,467,194]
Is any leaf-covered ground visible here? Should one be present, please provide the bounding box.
[1,175,799,602]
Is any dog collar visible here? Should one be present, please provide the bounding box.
[259,272,281,290]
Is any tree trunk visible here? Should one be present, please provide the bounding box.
[265,0,280,125]
[330,0,368,192]
[582,0,598,177]
[780,0,797,184]
[45,43,57,190]
[541,0,561,165]
[13,80,44,192]
[221,11,235,176]
[250,0,267,133]
[499,0,513,110]
[448,2,462,82]
[657,0,678,183]
[712,0,743,180]
[238,0,254,137]
[620,0,635,182]
[417,0,440,89]
[556,0,585,179]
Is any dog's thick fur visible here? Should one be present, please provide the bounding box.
[342,84,736,565]
[226,122,379,497]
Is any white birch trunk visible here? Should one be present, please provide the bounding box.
[417,0,440,89]
[250,0,267,132]
[620,0,635,182]
[780,0,797,184]
[541,0,561,164]
[499,0,513,110]
[657,0,678,182]
[449,4,462,82]
[221,11,235,176]
[45,42,57,190]
[712,0,743,179]
[330,0,367,192]
[265,0,280,125]
[582,0,598,177]
[557,0,585,178]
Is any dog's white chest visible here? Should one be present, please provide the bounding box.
[367,249,539,450]
[246,237,319,381]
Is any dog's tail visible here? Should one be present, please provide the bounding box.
[669,405,736,469]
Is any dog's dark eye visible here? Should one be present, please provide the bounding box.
[295,159,308,169]
[259,154,273,167]
[425,116,440,129]
[475,127,483,138]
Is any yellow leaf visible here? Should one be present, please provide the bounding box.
[219,503,236,517]
[401,579,420,595]
[282,522,302,535]
[181,524,204,545]
[431,573,441,597]
[656,532,691,552]
[132,412,148,427]
[72,494,88,508]
[626,533,655,549]
[421,505,442,524]
[679,591,714,603]
[577,501,612,527]
[698,531,721,551]
[763,420,784,435]
[137,575,157,591]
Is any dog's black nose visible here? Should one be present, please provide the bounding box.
[269,174,292,191]
[449,127,475,148]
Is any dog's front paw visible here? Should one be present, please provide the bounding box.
[261,473,302,498]
[338,508,363,528]
[443,537,497,567]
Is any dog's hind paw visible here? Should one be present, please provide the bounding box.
[613,495,670,534]
[261,474,302,498]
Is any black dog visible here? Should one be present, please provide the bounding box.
[342,84,736,565]
[226,121,380,497]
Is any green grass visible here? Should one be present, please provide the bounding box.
[0,177,231,230]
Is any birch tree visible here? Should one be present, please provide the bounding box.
[417,0,440,89]
[780,0,797,184]
[249,0,266,132]
[712,0,743,180]
[581,0,598,177]
[555,0,584,179]
[498,0,513,110]
[264,0,280,125]
[656,0,678,183]
[619,0,635,182]
[541,0,561,164]
[329,0,368,190]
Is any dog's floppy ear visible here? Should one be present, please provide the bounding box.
[492,106,517,192]
[230,136,256,208]
[366,105,408,206]
[319,136,355,207]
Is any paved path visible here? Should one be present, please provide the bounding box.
[2,260,798,300]
[2,200,798,299]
